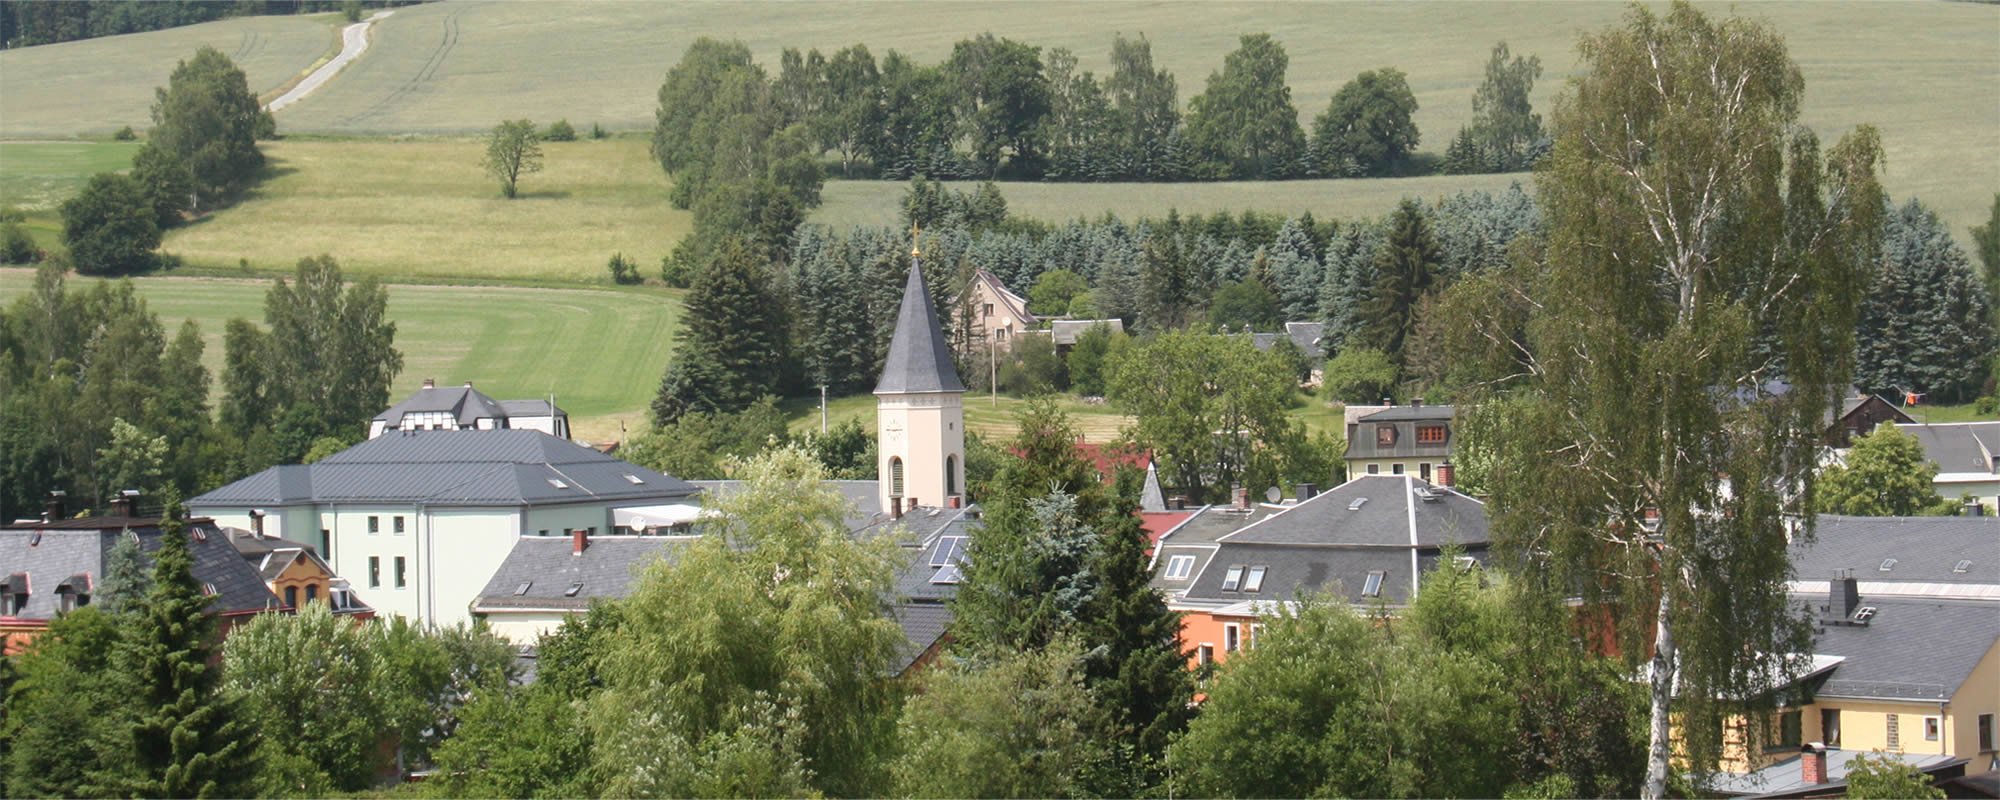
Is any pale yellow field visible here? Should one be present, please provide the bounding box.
[161,137,690,283]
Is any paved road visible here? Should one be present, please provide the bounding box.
[265,10,393,112]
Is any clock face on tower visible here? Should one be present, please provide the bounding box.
[885,417,905,444]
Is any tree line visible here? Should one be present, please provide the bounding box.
[0,256,401,524]
[653,33,1548,188]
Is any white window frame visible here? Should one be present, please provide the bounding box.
[1242,566,1267,593]
[1924,716,1941,742]
[1164,555,1195,580]
[367,515,379,534]
[1223,622,1241,653]
[393,515,405,535]
[1196,644,1214,665]
[394,556,407,589]
[1362,570,1386,598]
[1249,623,1265,650]
[1221,565,1244,591]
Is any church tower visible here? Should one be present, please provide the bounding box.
[875,249,966,515]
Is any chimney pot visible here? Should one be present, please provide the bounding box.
[464,381,473,388]
[1412,398,1423,408]
[249,509,265,539]
[43,490,65,522]
[422,377,435,389]
[1232,487,1248,509]
[948,495,961,509]
[1800,742,1828,784]
[572,528,588,556]
[1966,502,1985,518]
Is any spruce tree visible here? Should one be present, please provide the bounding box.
[1359,198,1441,367]
[115,508,260,798]
[1854,198,1996,404]
[652,240,791,423]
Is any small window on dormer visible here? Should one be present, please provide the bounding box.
[1416,424,1446,444]
[1221,565,1244,592]
[1376,425,1397,447]
[1241,566,1267,593]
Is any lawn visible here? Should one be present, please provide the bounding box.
[158,137,690,283]
[3,1,1989,235]
[0,14,337,138]
[0,268,683,441]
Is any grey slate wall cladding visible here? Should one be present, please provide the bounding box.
[192,430,696,507]
[1344,405,1457,461]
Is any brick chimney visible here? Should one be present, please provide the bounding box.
[1232,487,1248,510]
[249,509,265,539]
[1828,569,1860,621]
[1800,742,1828,784]
[571,528,588,556]
[890,497,903,519]
[948,495,961,509]
[1436,461,1455,488]
[1298,483,1318,501]
[422,377,436,389]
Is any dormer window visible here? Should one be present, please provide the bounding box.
[1241,566,1267,593]
[1416,424,1447,444]
[2,573,28,615]
[1376,425,1397,447]
[1221,565,1244,592]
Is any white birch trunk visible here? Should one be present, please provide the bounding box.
[1642,585,1678,800]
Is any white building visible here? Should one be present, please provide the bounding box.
[367,379,569,440]
[189,430,696,626]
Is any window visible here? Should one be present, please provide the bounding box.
[368,515,379,534]
[946,454,957,497]
[1391,463,1404,475]
[1164,555,1196,580]
[1241,566,1267,593]
[285,586,298,607]
[1887,714,1901,750]
[1924,716,1941,741]
[1249,624,1265,650]
[1420,462,1432,482]
[368,557,381,589]
[1979,712,1994,752]
[1367,463,1380,475]
[393,516,405,534]
[890,457,904,498]
[1955,559,1973,573]
[565,582,584,597]
[1376,424,1397,446]
[1224,623,1241,652]
[983,303,994,316]
[1221,565,1244,591]
[1416,424,1446,444]
[1197,645,1214,665]
[1362,570,1386,598]
[1822,709,1842,748]
[1879,558,1897,571]
[305,585,317,604]
[394,556,407,588]
[1767,710,1802,750]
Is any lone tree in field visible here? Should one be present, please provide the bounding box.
[483,119,543,198]
[1453,4,1884,798]
[151,46,266,203]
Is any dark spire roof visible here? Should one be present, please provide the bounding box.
[875,258,966,395]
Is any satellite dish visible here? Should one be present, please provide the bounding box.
[1264,486,1282,503]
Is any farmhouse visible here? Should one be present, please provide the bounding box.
[189,429,697,627]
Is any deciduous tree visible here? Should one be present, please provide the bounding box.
[891,642,1102,798]
[1470,41,1545,170]
[481,119,543,199]
[1186,33,1306,179]
[1451,5,1886,796]
[1107,330,1301,500]
[150,46,265,202]
[1313,68,1421,175]
[1816,422,1958,516]
[223,602,386,792]
[60,172,159,275]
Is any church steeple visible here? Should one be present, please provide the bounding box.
[876,252,966,514]
[874,258,967,395]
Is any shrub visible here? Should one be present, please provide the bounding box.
[545,119,577,142]
[60,172,160,275]
[1,221,41,264]
[607,252,641,284]
[341,0,362,22]
[113,125,136,141]
[590,121,608,140]
[1323,345,1399,404]
[659,253,693,288]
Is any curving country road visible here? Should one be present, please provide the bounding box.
[265,10,393,112]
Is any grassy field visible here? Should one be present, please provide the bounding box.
[0,268,683,440]
[154,137,689,283]
[0,14,337,139]
[3,1,1990,234]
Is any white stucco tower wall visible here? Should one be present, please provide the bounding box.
[875,256,967,513]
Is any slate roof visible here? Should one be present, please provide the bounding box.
[472,536,692,612]
[1794,515,1999,585]
[0,518,279,619]
[1710,749,1966,797]
[1177,476,1491,606]
[1901,422,2000,475]
[876,260,968,395]
[1148,503,1282,596]
[373,384,509,426]
[1808,598,1999,701]
[1049,319,1122,346]
[889,507,979,603]
[496,399,564,419]
[890,602,954,674]
[191,430,696,508]
[691,479,886,533]
[1245,322,1325,358]
[1344,404,1458,461]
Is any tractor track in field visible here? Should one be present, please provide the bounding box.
[345,7,460,126]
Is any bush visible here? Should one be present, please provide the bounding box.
[113,125,136,141]
[1323,345,1399,404]
[659,252,693,288]
[0,221,41,264]
[590,121,608,140]
[606,252,641,284]
[60,172,160,275]
[341,0,362,22]
[545,119,577,142]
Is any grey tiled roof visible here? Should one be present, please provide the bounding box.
[1049,319,1122,346]
[1177,476,1491,606]
[1795,515,1998,585]
[692,479,886,533]
[496,399,565,419]
[373,384,508,426]
[891,602,953,674]
[0,518,279,619]
[1148,504,1282,595]
[190,430,696,508]
[1709,748,1965,797]
[888,507,979,603]
[875,260,967,395]
[1808,598,1999,700]
[472,536,690,612]
[1354,404,1457,423]
[1900,422,2000,474]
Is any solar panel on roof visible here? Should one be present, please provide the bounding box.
[931,565,962,584]
[930,536,967,567]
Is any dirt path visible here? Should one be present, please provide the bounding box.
[265,10,393,113]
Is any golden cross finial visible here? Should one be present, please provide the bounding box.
[909,222,922,257]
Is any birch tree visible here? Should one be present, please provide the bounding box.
[1454,5,1884,797]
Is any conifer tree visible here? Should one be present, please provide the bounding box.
[652,240,791,424]
[1359,198,1441,367]
[1854,198,1996,404]
[114,506,261,798]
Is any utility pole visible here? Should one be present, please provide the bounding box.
[820,384,828,434]
[990,327,999,407]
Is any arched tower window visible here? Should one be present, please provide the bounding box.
[890,457,905,497]
[945,454,958,497]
